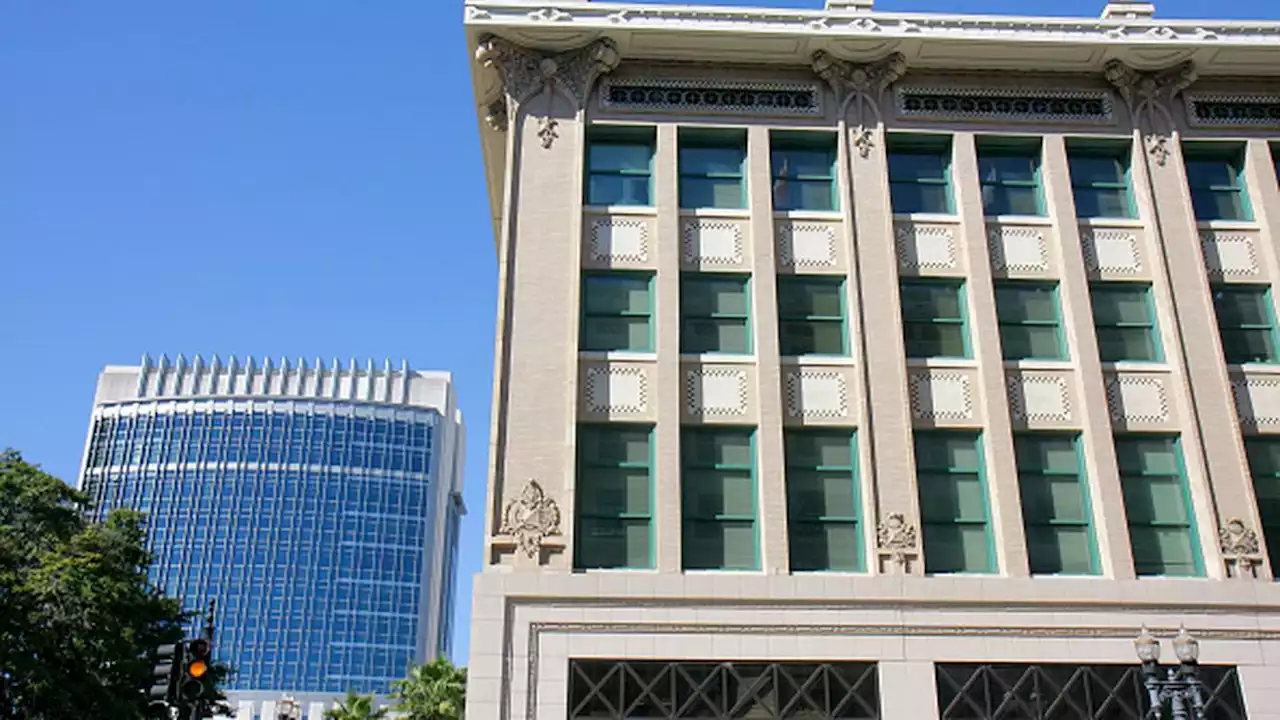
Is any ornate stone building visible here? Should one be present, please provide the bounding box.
[464,0,1280,717]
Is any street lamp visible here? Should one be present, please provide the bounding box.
[1134,626,1207,719]
[276,695,301,720]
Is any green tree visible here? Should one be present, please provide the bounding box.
[323,691,389,720]
[392,657,467,720]
[0,450,220,719]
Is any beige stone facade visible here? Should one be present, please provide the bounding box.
[464,1,1280,717]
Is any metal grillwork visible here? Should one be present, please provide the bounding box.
[897,90,1111,122]
[1189,99,1280,127]
[600,80,821,116]
[937,663,1247,719]
[569,660,879,719]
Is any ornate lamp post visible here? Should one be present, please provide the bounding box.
[275,694,301,720]
[1134,627,1207,719]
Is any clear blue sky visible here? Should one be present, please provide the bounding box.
[1,0,1273,666]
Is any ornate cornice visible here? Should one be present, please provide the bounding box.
[475,34,619,107]
[1103,59,1197,165]
[811,51,907,157]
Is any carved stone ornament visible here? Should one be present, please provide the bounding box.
[1103,59,1197,166]
[876,512,919,569]
[1219,517,1263,578]
[499,479,562,559]
[475,35,620,147]
[811,51,907,157]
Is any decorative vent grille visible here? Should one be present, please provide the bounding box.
[601,78,822,116]
[897,87,1113,123]
[1187,94,1280,127]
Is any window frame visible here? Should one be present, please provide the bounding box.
[1182,143,1253,222]
[1066,140,1136,219]
[579,271,655,353]
[776,275,848,357]
[678,129,748,210]
[573,424,655,570]
[1014,433,1099,576]
[1089,282,1164,363]
[900,279,970,359]
[915,431,995,575]
[1115,435,1204,578]
[887,134,955,215]
[977,138,1046,217]
[680,273,753,355]
[1211,284,1280,365]
[784,430,862,573]
[994,281,1067,361]
[681,427,759,571]
[584,125,656,208]
[770,131,839,212]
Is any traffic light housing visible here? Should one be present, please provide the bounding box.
[147,643,183,715]
[180,638,213,702]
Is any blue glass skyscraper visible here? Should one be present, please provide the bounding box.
[79,355,465,718]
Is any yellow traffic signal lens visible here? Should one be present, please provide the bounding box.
[187,661,208,678]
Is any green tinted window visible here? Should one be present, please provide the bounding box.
[1115,436,1202,577]
[581,273,653,352]
[901,280,968,358]
[1245,437,1280,564]
[1015,434,1097,575]
[786,431,860,572]
[682,274,751,354]
[586,127,655,206]
[1183,144,1251,221]
[1090,283,1161,362]
[576,426,653,569]
[1212,286,1278,364]
[888,135,953,214]
[778,277,846,356]
[771,132,838,211]
[680,131,747,209]
[978,140,1044,216]
[995,282,1065,360]
[1068,143,1135,219]
[682,428,757,570]
[916,432,992,574]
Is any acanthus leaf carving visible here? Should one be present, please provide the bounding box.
[875,512,918,572]
[1219,517,1263,579]
[811,51,907,157]
[499,479,562,559]
[1103,59,1197,167]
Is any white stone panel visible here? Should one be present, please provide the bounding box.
[1233,376,1280,428]
[590,217,649,263]
[778,223,838,269]
[896,223,958,272]
[585,366,647,414]
[1106,374,1170,425]
[685,368,748,416]
[910,371,973,421]
[785,369,849,420]
[989,226,1049,273]
[683,220,744,265]
[1201,231,1260,279]
[1082,229,1143,275]
[1008,373,1072,423]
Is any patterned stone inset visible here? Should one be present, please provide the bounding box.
[589,217,649,263]
[584,366,647,415]
[682,220,744,265]
[896,224,958,272]
[1200,231,1259,279]
[684,368,748,417]
[784,370,849,421]
[909,371,973,421]
[601,77,822,117]
[988,226,1049,273]
[896,86,1113,123]
[1106,375,1170,425]
[778,224,838,269]
[1232,376,1280,428]
[1082,230,1142,275]
[1007,374,1072,424]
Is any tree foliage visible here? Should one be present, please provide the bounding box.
[391,657,467,720]
[323,691,389,720]
[0,450,203,719]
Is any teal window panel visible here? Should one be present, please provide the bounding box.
[785,430,861,572]
[916,431,993,574]
[1212,285,1279,364]
[1089,283,1162,362]
[585,125,655,207]
[1015,434,1098,575]
[681,273,752,354]
[978,138,1045,217]
[887,134,954,215]
[1245,437,1280,564]
[679,129,747,209]
[575,425,654,569]
[777,276,846,356]
[1067,140,1136,219]
[681,428,758,571]
[1183,143,1251,221]
[901,280,968,358]
[771,131,838,211]
[1115,436,1203,577]
[995,282,1066,360]
[580,272,654,352]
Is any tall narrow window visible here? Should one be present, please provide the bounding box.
[575,425,653,569]
[901,280,968,358]
[1184,143,1251,221]
[681,274,751,354]
[785,431,861,572]
[679,129,747,209]
[580,272,653,352]
[771,131,838,211]
[888,134,953,214]
[916,431,993,574]
[977,138,1045,216]
[1015,434,1097,575]
[1090,283,1162,362]
[1212,285,1279,364]
[585,126,655,206]
[777,276,846,356]
[995,282,1066,360]
[1067,141,1135,219]
[1245,437,1280,563]
[682,428,757,571]
[1116,436,1202,577]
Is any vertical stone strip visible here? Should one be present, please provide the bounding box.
[654,124,684,573]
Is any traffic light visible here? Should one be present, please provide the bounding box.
[180,638,213,703]
[148,643,183,715]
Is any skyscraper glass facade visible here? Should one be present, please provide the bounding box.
[82,399,443,695]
